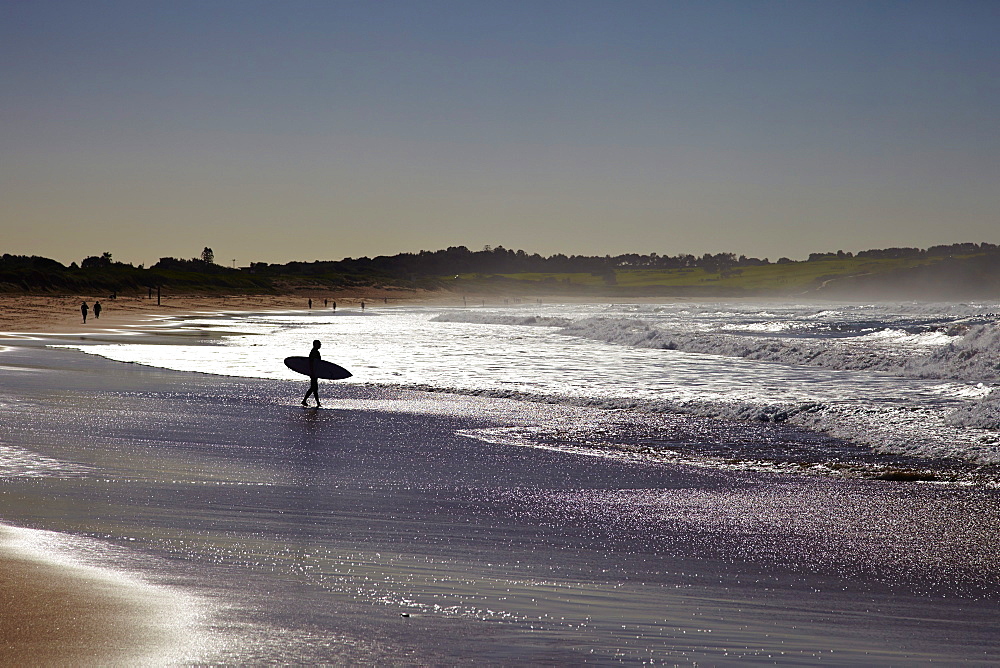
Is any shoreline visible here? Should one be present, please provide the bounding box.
[0,290,455,334]
[0,291,812,335]
[3,332,1000,661]
[1,341,997,662]
[0,525,202,664]
[3,298,1000,661]
[0,309,224,664]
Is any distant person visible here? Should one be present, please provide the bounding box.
[80,302,89,323]
[93,301,102,319]
[332,301,336,311]
[308,299,312,309]
[301,339,322,408]
[323,299,328,307]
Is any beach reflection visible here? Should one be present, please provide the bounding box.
[1,343,999,663]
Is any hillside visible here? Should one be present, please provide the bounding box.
[447,248,1000,300]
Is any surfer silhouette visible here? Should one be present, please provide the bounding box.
[301,339,322,407]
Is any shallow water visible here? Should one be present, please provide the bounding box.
[60,300,1000,476]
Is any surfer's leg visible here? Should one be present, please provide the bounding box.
[302,378,319,406]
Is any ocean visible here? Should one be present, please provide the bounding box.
[3,298,1000,663]
[63,299,1000,482]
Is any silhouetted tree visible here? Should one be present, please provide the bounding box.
[81,252,113,269]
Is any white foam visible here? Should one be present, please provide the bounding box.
[431,312,573,327]
[51,302,1000,466]
[946,390,1000,430]
[434,311,1000,383]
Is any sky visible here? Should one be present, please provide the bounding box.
[2,0,998,267]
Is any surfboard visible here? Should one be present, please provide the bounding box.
[283,356,353,380]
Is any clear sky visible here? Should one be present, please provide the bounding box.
[2,0,998,267]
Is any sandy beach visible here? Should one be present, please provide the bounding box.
[1,297,1000,663]
[0,290,711,334]
[0,289,457,334]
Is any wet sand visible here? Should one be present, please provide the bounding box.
[0,526,200,666]
[0,300,203,665]
[1,307,1000,662]
[0,528,132,665]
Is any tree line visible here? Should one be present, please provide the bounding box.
[247,241,999,278]
[0,248,272,293]
[1,241,997,293]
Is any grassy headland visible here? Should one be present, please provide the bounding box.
[448,246,1000,299]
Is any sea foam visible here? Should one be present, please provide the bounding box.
[433,313,1000,383]
[430,310,1000,464]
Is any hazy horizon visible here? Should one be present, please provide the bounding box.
[3,1,998,268]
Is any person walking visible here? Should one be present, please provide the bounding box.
[301,339,322,408]
[80,302,89,323]
[93,301,102,319]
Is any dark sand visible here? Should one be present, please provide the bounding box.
[1,324,999,663]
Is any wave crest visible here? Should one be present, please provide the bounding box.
[433,312,1000,383]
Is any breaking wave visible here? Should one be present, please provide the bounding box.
[946,391,1000,430]
[430,310,1000,465]
[433,312,1000,383]
[431,313,573,328]
[390,382,1000,466]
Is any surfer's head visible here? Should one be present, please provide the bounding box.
[313,339,321,349]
